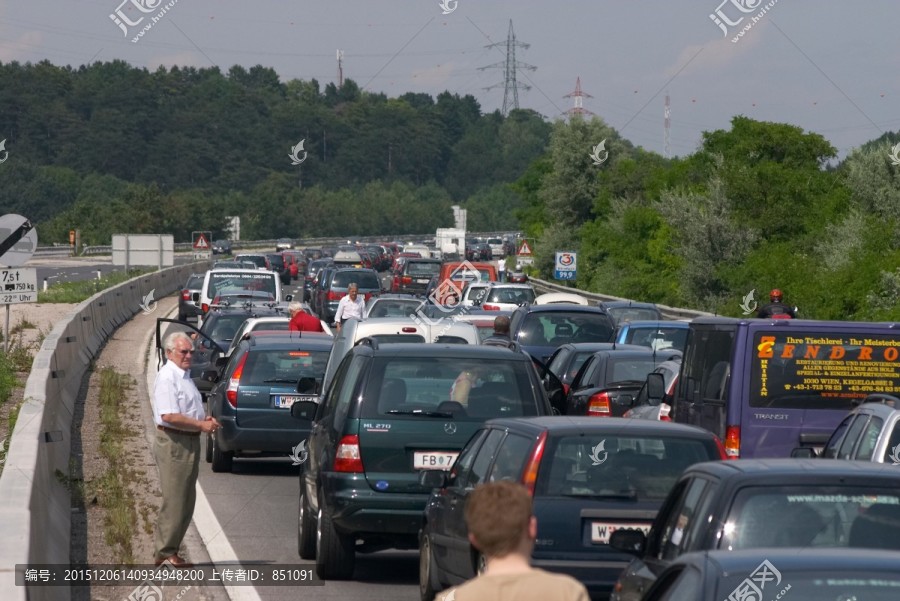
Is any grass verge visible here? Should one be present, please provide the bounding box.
[37,269,151,304]
[96,367,139,565]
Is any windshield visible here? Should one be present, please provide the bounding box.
[721,486,900,551]
[623,326,689,352]
[486,287,535,305]
[406,261,441,276]
[537,435,717,500]
[607,357,660,383]
[750,332,900,409]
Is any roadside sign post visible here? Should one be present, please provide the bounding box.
[517,239,534,267]
[192,231,212,261]
[0,213,38,352]
[554,251,577,281]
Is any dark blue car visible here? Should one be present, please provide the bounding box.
[418,417,725,601]
[508,305,616,363]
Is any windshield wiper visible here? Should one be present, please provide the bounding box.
[385,409,453,418]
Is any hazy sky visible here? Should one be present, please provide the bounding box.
[2,1,898,158]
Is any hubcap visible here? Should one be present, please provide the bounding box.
[316,508,323,553]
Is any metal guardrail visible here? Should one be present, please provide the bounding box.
[530,276,714,321]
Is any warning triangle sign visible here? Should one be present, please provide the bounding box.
[517,241,532,256]
[193,234,210,250]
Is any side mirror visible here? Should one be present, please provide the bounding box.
[201,369,220,383]
[297,376,318,395]
[214,355,228,368]
[791,447,818,459]
[609,529,647,555]
[290,400,319,422]
[646,372,665,406]
[285,294,293,302]
[418,470,449,489]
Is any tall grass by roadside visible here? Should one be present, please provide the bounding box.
[97,367,138,564]
[37,269,151,304]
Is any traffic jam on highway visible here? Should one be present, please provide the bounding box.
[152,233,900,601]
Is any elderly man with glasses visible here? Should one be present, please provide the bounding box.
[152,331,221,567]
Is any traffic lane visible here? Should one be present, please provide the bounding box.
[29,254,203,287]
[198,451,420,601]
[156,319,419,601]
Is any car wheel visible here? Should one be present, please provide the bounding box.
[419,531,442,601]
[205,433,212,463]
[298,482,316,559]
[315,505,355,579]
[210,432,233,473]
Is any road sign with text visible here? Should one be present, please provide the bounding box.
[0,214,38,267]
[0,267,38,304]
[554,251,577,281]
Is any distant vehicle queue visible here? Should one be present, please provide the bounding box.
[160,236,900,600]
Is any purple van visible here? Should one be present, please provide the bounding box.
[674,317,900,459]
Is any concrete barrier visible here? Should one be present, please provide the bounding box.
[0,262,207,601]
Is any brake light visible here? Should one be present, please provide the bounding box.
[714,435,729,460]
[327,290,345,301]
[483,304,500,311]
[181,289,191,300]
[401,276,412,285]
[724,426,740,459]
[226,353,248,408]
[201,303,210,313]
[561,383,570,396]
[521,431,547,496]
[658,403,672,422]
[334,435,364,473]
[587,392,611,416]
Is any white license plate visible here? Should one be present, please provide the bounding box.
[416,279,430,284]
[273,394,316,408]
[590,521,651,544]
[413,451,459,470]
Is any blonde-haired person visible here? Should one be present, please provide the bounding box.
[437,481,589,601]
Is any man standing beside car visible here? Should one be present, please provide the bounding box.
[288,301,325,333]
[334,282,365,332]
[437,481,589,601]
[152,332,221,567]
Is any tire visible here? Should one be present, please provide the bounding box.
[210,432,233,473]
[205,433,212,463]
[316,506,355,579]
[298,482,316,559]
[419,531,441,601]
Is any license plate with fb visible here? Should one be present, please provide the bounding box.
[591,522,651,544]
[273,394,316,408]
[413,451,459,470]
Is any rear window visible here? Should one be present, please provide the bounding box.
[487,288,535,305]
[208,272,277,299]
[368,301,422,318]
[608,307,662,322]
[538,435,718,500]
[406,261,441,276]
[487,238,502,245]
[623,326,688,352]
[236,255,267,268]
[332,271,380,289]
[202,314,254,342]
[187,275,204,288]
[607,357,660,383]
[750,332,900,409]
[363,357,537,420]
[241,349,330,385]
[722,486,900,550]
[516,313,614,346]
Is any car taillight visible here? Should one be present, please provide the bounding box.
[658,403,672,422]
[401,276,412,285]
[714,435,729,460]
[724,426,740,459]
[483,304,500,311]
[327,291,344,301]
[561,383,570,396]
[181,289,191,300]
[334,435,364,473]
[226,353,248,408]
[201,303,210,313]
[587,392,612,416]
[521,432,548,496]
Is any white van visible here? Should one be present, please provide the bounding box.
[198,268,286,326]
[320,316,480,395]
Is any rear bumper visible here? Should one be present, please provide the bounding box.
[215,415,309,453]
[321,473,428,537]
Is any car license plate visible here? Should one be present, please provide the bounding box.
[416,279,430,284]
[590,522,651,544]
[272,394,316,408]
[413,451,458,470]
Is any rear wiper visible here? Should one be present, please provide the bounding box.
[264,378,299,384]
[385,409,453,418]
